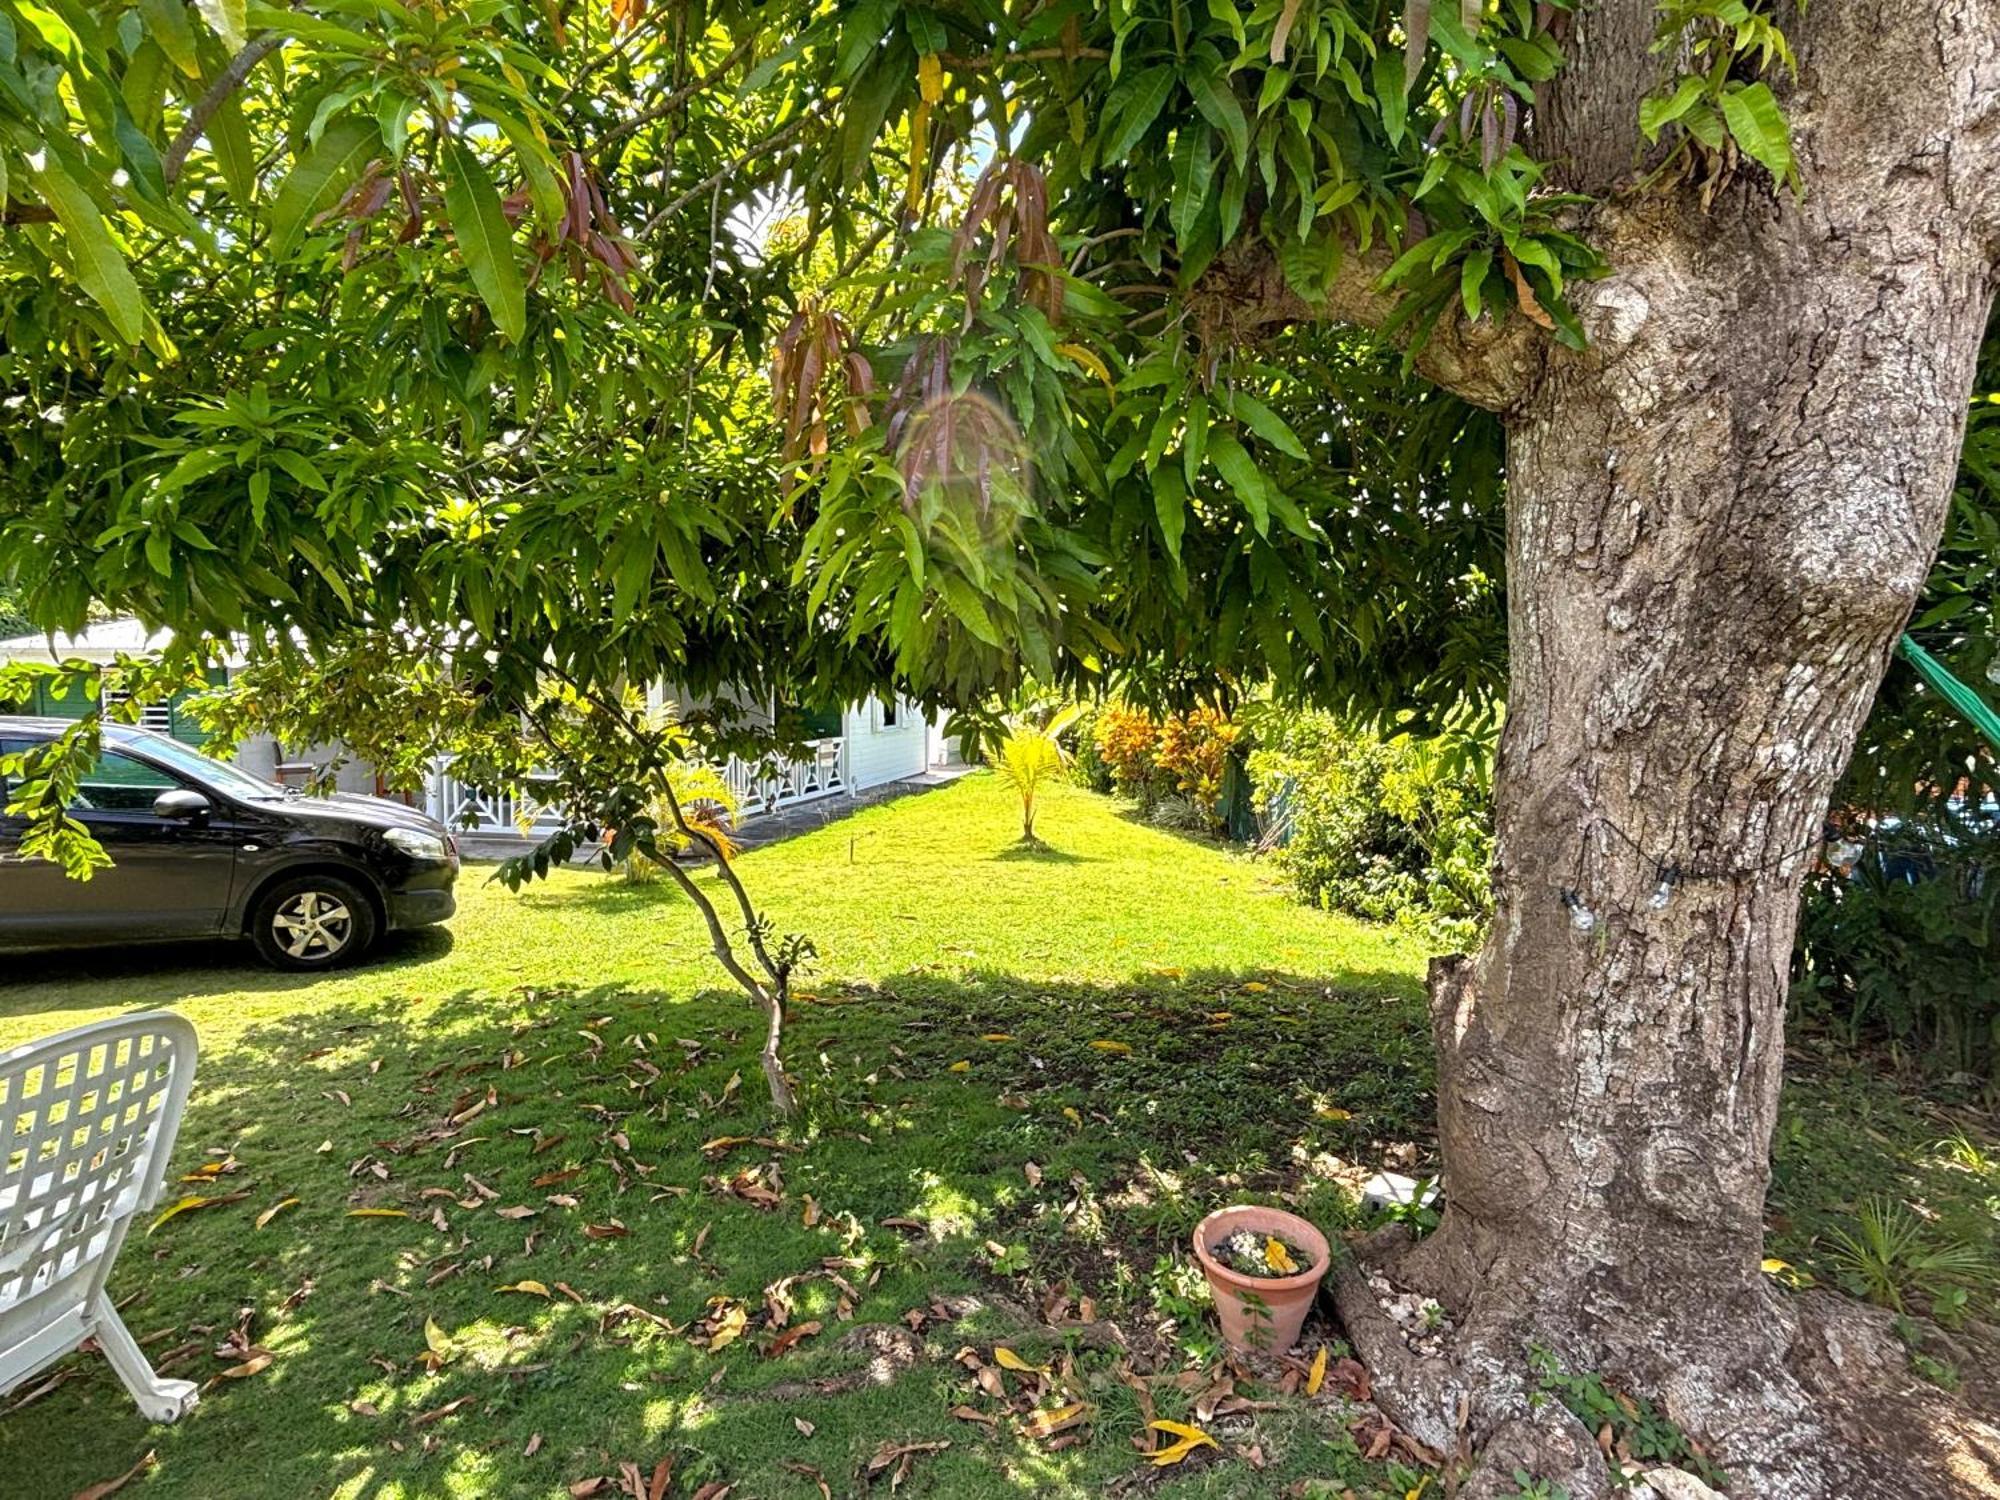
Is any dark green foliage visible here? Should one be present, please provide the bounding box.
[1248,708,1493,950]
[1791,826,2000,1079]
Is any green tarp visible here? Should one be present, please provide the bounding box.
[1898,635,2000,754]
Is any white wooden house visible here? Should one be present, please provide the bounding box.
[422,688,956,838]
[2,623,957,842]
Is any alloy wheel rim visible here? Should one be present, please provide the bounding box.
[272,890,353,960]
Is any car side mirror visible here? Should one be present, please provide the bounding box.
[153,789,212,822]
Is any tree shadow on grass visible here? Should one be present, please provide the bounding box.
[0,928,458,1020]
[990,841,1094,864]
[7,963,1993,1500]
[0,963,1436,1500]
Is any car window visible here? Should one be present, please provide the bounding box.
[73,750,183,814]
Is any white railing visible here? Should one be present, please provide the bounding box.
[425,762,567,837]
[719,737,849,818]
[425,737,849,837]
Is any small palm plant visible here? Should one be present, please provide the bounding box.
[994,705,1084,844]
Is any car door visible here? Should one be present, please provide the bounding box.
[0,741,240,943]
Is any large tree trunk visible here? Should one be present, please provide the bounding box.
[1324,7,2000,1495]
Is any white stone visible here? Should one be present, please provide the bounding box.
[1360,1172,1439,1212]
[1640,1469,1726,1500]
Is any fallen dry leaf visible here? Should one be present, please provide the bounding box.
[498,1280,552,1298]
[1305,1345,1328,1397]
[412,1395,472,1427]
[1148,1419,1219,1466]
[992,1347,1049,1377]
[794,1416,816,1437]
[1088,1040,1132,1055]
[69,1448,156,1500]
[1019,1402,1090,1441]
[765,1319,822,1358]
[524,1433,543,1457]
[346,1208,411,1219]
[219,1354,273,1379]
[147,1193,249,1235]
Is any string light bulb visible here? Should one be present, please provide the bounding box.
[1560,889,1596,934]
[1647,865,1680,912]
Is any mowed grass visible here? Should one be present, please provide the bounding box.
[0,774,1993,1499]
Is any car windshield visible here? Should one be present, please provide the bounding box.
[126,734,289,801]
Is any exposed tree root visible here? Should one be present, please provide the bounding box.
[1331,1229,2000,1499]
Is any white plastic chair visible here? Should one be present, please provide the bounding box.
[0,1012,200,1422]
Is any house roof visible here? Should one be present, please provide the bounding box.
[0,618,244,667]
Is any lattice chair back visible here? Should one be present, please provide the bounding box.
[0,1012,201,1422]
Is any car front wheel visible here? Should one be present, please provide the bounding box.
[249,874,379,970]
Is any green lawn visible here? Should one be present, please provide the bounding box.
[1,774,1993,1499]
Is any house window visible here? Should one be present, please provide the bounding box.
[105,690,174,733]
[876,697,901,731]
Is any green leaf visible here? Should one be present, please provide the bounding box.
[1460,245,1492,322]
[139,0,201,77]
[211,94,258,203]
[269,114,380,260]
[442,137,527,343]
[1101,66,1175,164]
[1638,76,1707,142]
[1170,127,1214,246]
[1188,69,1249,169]
[194,0,246,50]
[1719,83,1796,190]
[1372,48,1407,148]
[1153,466,1187,564]
[1229,391,1308,460]
[1208,431,1270,536]
[32,156,147,344]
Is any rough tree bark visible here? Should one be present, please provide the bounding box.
[1230,4,2000,1493]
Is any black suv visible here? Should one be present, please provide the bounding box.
[1,718,458,969]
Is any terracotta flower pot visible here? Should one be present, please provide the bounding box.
[1191,1205,1330,1355]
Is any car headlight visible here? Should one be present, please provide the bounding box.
[384,827,449,862]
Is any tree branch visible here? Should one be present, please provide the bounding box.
[164,30,288,186]
[1186,238,1549,412]
[601,34,758,147]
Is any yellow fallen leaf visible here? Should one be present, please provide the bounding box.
[1265,1237,1298,1274]
[255,1197,300,1229]
[147,1195,216,1235]
[1146,966,1184,979]
[424,1318,455,1359]
[498,1280,551,1297]
[1089,1040,1131,1055]
[708,1300,748,1351]
[346,1208,410,1218]
[1761,1257,1790,1274]
[1062,1107,1082,1128]
[1242,981,1269,993]
[980,1033,1014,1042]
[1147,1419,1217,1465]
[1315,1107,1353,1122]
[948,1061,971,1073]
[1306,1345,1328,1396]
[700,1135,752,1154]
[992,1346,1050,1376]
